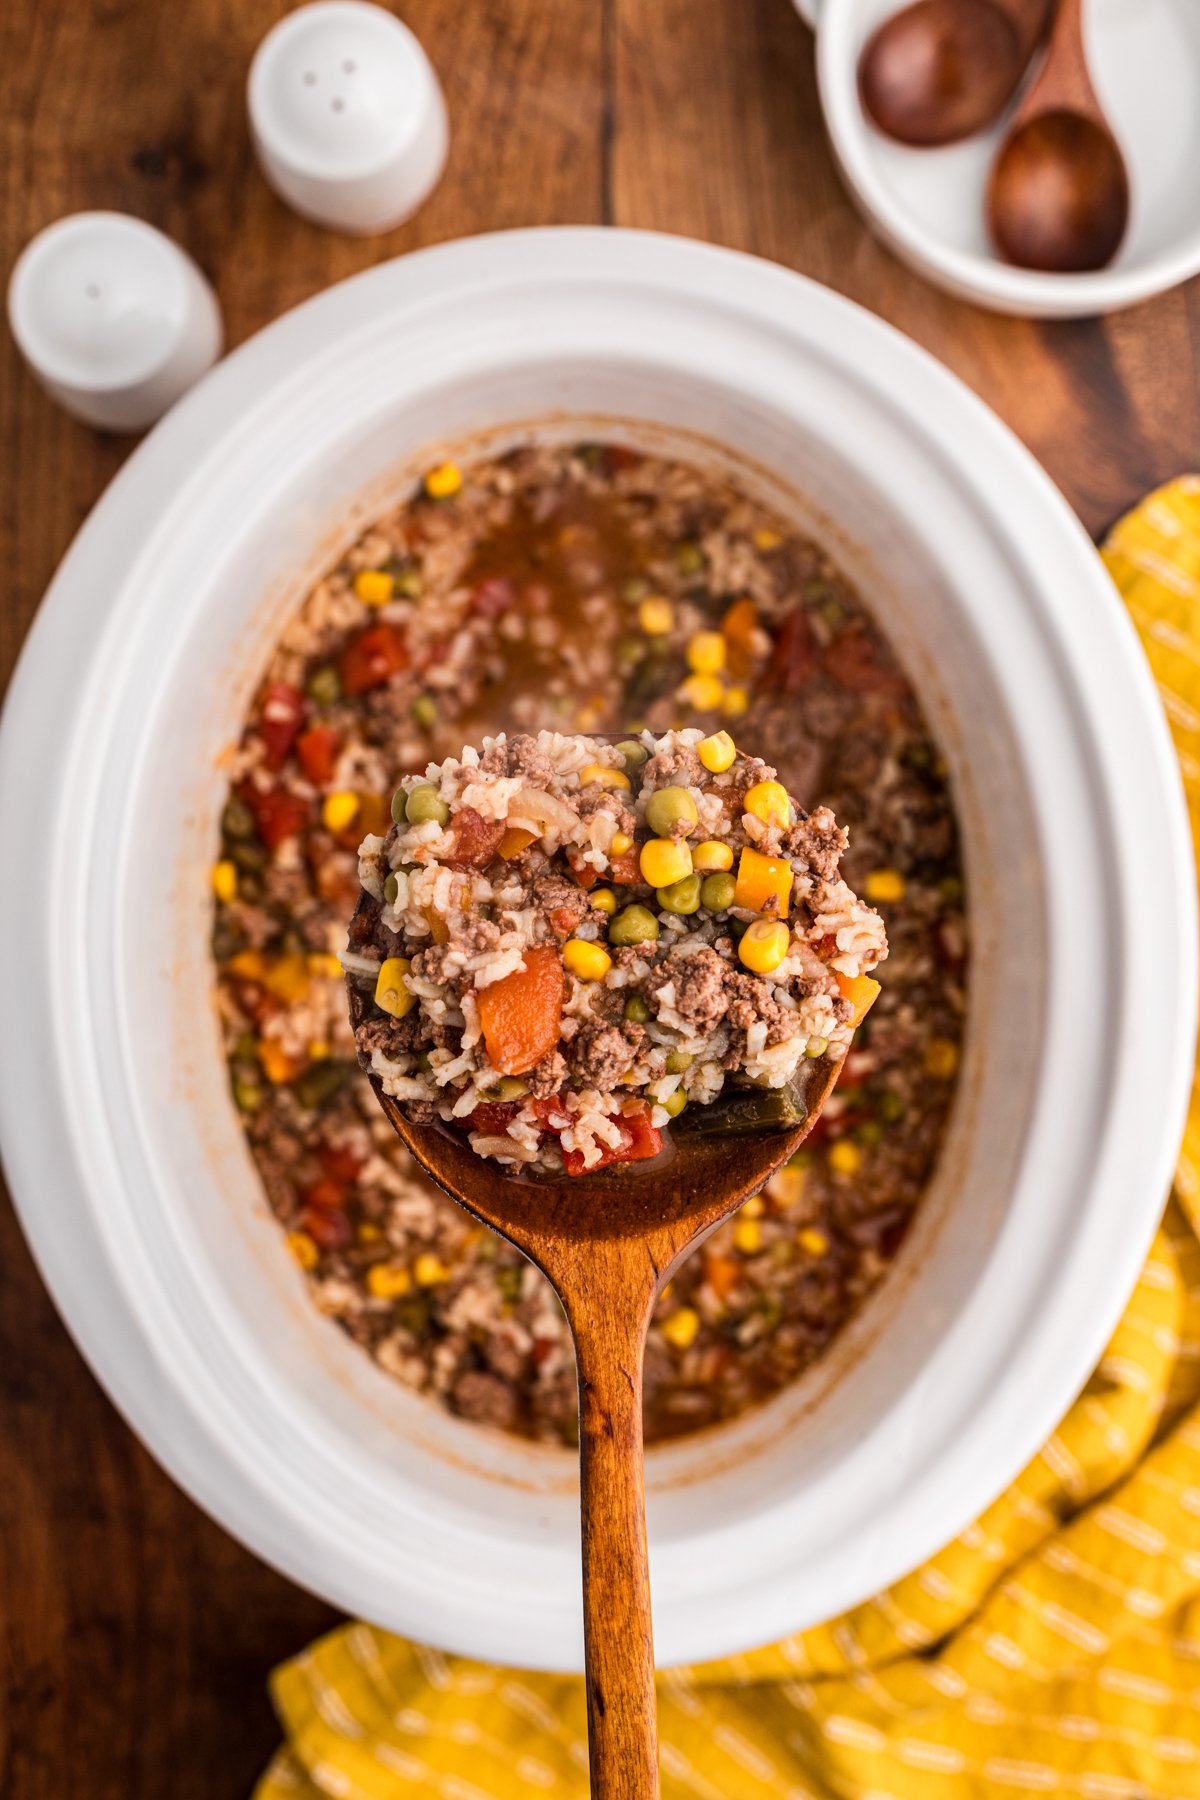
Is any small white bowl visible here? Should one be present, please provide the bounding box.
[248,0,448,236]
[7,213,223,431]
[0,229,1192,1669]
[796,0,1200,318]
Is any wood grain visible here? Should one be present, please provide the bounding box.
[0,2,1197,1795]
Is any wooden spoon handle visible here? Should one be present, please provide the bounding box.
[567,1261,660,1799]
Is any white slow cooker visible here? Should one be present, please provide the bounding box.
[0,228,1192,1670]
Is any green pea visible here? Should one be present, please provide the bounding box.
[676,542,706,576]
[879,1089,905,1124]
[479,1077,529,1102]
[395,565,424,599]
[665,1048,692,1074]
[391,788,407,824]
[657,874,701,915]
[805,1036,829,1059]
[659,1089,687,1118]
[383,873,399,905]
[411,695,438,730]
[404,784,450,827]
[645,786,698,837]
[609,905,660,946]
[624,993,652,1023]
[700,872,736,912]
[856,1120,884,1149]
[621,576,650,604]
[307,664,341,707]
[222,797,256,841]
[233,1077,263,1114]
[616,738,648,770]
[415,1052,433,1073]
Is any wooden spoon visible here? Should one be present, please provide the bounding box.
[988,0,1129,272]
[348,954,840,1798]
[858,0,1052,148]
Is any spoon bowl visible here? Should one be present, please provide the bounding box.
[858,0,1050,147]
[348,937,840,1798]
[989,109,1129,273]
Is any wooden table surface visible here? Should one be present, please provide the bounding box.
[2,2,1198,1794]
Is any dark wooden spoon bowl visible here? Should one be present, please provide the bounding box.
[348,962,839,1799]
[858,0,1051,148]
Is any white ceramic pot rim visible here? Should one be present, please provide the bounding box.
[0,228,1194,1668]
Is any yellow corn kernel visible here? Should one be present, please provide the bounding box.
[563,939,613,982]
[924,1037,960,1080]
[307,1039,331,1061]
[639,837,693,887]
[687,630,726,675]
[424,460,462,499]
[610,831,633,856]
[677,673,724,712]
[414,1253,449,1287]
[357,1222,382,1244]
[738,919,790,974]
[734,1217,763,1254]
[322,790,360,834]
[828,1140,862,1177]
[697,730,736,774]
[692,839,734,873]
[375,956,415,1018]
[743,780,791,829]
[576,706,600,733]
[741,1193,764,1217]
[580,762,632,792]
[211,859,238,903]
[769,1164,807,1210]
[288,1230,319,1271]
[722,685,749,719]
[307,952,344,980]
[753,527,782,551]
[354,568,395,606]
[367,1263,413,1299]
[799,1227,829,1257]
[865,868,907,905]
[661,1306,701,1350]
[638,597,674,635]
[258,1039,296,1085]
[589,887,618,915]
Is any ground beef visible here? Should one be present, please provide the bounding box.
[642,745,703,789]
[530,870,590,940]
[781,804,847,881]
[723,754,778,809]
[526,1047,568,1099]
[724,971,802,1047]
[646,946,729,1033]
[479,732,557,790]
[450,1369,519,1431]
[568,1020,645,1089]
[354,1013,426,1068]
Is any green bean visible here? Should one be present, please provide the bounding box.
[676,1084,806,1137]
[383,873,399,906]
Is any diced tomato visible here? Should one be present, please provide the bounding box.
[531,1095,573,1133]
[469,577,517,620]
[467,1100,522,1136]
[317,1144,363,1187]
[610,850,639,885]
[446,806,506,870]
[338,623,409,696]
[530,1336,555,1367]
[239,781,312,851]
[302,1203,353,1250]
[302,1177,348,1211]
[603,444,641,473]
[258,682,306,771]
[824,628,907,697]
[562,1104,662,1177]
[296,725,340,786]
[567,853,599,890]
[769,607,816,693]
[548,907,580,939]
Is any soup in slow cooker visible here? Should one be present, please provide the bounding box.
[211,441,967,1444]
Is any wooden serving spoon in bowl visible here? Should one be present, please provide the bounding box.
[987,0,1129,272]
[858,0,1052,147]
[348,953,841,1799]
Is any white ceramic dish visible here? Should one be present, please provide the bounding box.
[0,228,1193,1670]
[795,0,1200,319]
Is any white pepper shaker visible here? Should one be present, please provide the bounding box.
[248,1,449,236]
[6,212,223,433]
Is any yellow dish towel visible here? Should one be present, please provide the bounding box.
[258,478,1200,1800]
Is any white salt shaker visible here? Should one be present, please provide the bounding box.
[248,1,449,235]
[6,212,223,433]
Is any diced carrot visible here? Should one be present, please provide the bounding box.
[721,598,760,679]
[477,945,565,1075]
[356,793,390,838]
[703,1250,741,1303]
[835,970,881,1027]
[734,846,793,917]
[424,905,450,946]
[499,826,537,859]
